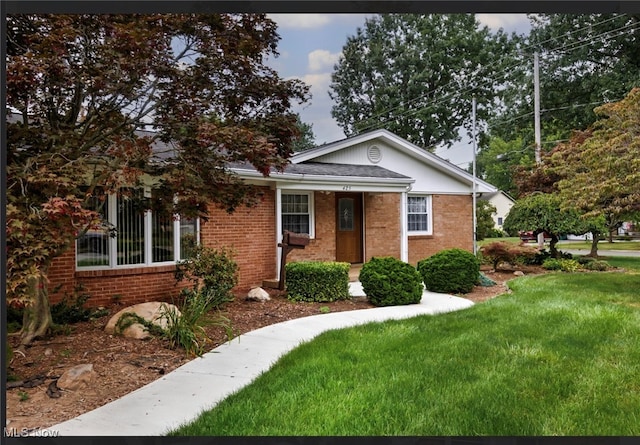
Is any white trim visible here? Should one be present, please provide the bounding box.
[400,191,408,262]
[406,194,433,236]
[290,129,498,194]
[275,187,282,280]
[280,191,315,239]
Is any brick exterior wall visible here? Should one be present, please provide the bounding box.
[364,192,401,261]
[287,191,336,263]
[47,187,277,307]
[46,188,472,307]
[408,194,473,265]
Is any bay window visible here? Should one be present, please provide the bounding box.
[76,187,199,268]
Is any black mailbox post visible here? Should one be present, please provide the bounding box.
[278,230,309,290]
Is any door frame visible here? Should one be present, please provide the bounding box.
[335,192,364,264]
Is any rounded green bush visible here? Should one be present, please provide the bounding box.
[417,248,480,294]
[358,257,423,307]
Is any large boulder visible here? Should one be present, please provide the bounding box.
[246,287,270,302]
[105,302,180,339]
[57,364,96,391]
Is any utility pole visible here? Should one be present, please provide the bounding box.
[472,96,478,255]
[534,52,545,247]
[534,52,542,164]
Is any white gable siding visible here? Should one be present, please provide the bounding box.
[487,192,515,230]
[313,141,471,194]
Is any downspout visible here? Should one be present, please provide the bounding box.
[275,187,282,279]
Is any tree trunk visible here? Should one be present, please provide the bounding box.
[549,233,560,258]
[20,270,53,346]
[588,232,600,257]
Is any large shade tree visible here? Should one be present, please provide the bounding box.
[484,13,640,191]
[554,88,640,242]
[6,13,309,345]
[329,14,517,150]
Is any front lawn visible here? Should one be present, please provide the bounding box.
[168,268,640,436]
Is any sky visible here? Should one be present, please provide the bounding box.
[266,13,533,167]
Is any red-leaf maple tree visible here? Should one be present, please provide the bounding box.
[6,14,309,345]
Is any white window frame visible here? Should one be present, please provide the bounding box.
[280,191,315,239]
[76,187,200,270]
[407,194,432,236]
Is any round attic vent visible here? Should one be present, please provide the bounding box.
[367,145,382,164]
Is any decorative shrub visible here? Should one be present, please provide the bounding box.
[542,258,581,272]
[479,241,539,270]
[418,248,480,294]
[358,257,423,307]
[175,244,238,306]
[286,261,350,302]
[583,260,611,271]
[50,284,109,325]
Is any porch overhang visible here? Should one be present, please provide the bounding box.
[231,161,414,193]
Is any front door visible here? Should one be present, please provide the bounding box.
[335,192,363,263]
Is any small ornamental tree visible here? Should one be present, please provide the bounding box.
[503,193,590,259]
[6,14,309,345]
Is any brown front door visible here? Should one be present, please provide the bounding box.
[335,192,363,263]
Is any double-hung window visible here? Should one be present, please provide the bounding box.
[407,195,432,235]
[76,187,199,268]
[281,192,314,237]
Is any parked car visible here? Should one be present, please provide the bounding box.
[519,231,552,242]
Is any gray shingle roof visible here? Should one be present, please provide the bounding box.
[228,160,410,180]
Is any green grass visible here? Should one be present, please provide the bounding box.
[168,271,640,436]
[477,237,522,246]
[558,240,640,251]
[604,256,640,272]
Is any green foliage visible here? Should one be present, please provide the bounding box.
[359,257,423,307]
[555,88,640,221]
[114,312,166,337]
[478,272,497,287]
[159,296,233,358]
[6,13,309,344]
[286,262,350,303]
[542,258,581,272]
[50,285,109,325]
[479,241,539,271]
[503,193,590,258]
[418,249,480,294]
[476,200,497,241]
[291,114,317,152]
[175,245,238,305]
[578,258,611,272]
[492,14,640,147]
[330,14,517,148]
[476,135,532,197]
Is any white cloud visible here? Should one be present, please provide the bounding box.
[477,14,530,34]
[268,14,332,30]
[308,49,341,73]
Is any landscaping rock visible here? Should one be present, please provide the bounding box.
[246,287,270,302]
[105,302,180,339]
[513,271,525,276]
[57,364,96,391]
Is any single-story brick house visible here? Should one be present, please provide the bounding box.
[47,129,497,307]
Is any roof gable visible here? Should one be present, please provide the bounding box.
[292,129,497,194]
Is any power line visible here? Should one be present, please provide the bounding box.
[346,14,636,130]
[354,18,639,136]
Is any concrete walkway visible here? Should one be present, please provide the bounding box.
[43,283,473,436]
